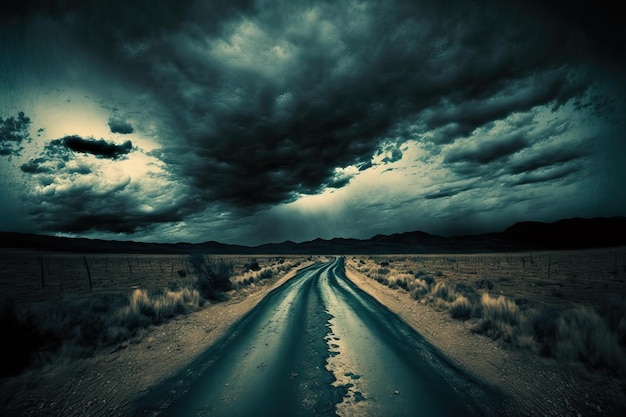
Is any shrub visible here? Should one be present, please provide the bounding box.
[189,254,233,300]
[431,282,453,302]
[599,297,626,346]
[421,275,435,285]
[454,283,476,297]
[395,277,409,291]
[554,306,625,372]
[0,297,43,376]
[473,293,521,342]
[259,269,274,280]
[480,292,520,325]
[475,279,494,290]
[246,259,261,271]
[375,275,390,286]
[1,283,206,377]
[531,308,559,357]
[449,295,473,320]
[411,279,430,299]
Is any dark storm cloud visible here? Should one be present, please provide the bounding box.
[445,134,529,165]
[1,0,196,52]
[424,184,474,200]
[27,181,192,234]
[507,143,590,175]
[47,135,133,159]
[526,0,626,67]
[422,70,589,144]
[108,116,134,134]
[379,144,404,164]
[511,164,580,186]
[0,111,31,157]
[20,158,52,174]
[31,204,189,234]
[136,0,601,211]
[4,0,623,242]
[19,151,195,234]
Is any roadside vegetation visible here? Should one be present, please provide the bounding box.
[1,254,304,377]
[348,254,626,374]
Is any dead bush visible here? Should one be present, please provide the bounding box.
[473,293,521,342]
[189,254,233,300]
[449,295,473,320]
[554,306,625,372]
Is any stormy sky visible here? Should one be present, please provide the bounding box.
[1,0,625,245]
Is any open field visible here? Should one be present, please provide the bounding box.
[0,251,311,305]
[347,249,626,368]
[0,252,311,377]
[345,248,626,415]
[348,248,626,311]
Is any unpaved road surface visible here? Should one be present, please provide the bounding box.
[135,258,497,416]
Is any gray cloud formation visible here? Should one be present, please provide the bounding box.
[0,111,31,157]
[2,0,625,242]
[46,136,133,159]
[136,0,603,212]
[108,116,134,134]
[17,134,191,235]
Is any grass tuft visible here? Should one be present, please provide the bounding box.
[554,306,624,371]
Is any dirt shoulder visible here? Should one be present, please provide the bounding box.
[0,262,313,417]
[344,264,626,417]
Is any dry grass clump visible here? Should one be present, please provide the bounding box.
[1,287,205,376]
[448,295,473,320]
[1,254,305,377]
[552,306,624,371]
[3,255,238,376]
[473,293,524,344]
[120,287,201,324]
[231,259,300,289]
[410,278,432,299]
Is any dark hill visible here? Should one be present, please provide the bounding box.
[1,217,625,254]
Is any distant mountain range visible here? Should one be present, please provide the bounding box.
[1,217,625,254]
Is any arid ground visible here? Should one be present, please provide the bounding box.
[1,249,625,416]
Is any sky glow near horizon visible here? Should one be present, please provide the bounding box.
[1,0,625,246]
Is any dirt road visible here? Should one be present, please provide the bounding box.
[135,258,497,416]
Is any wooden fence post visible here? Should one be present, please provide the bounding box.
[38,255,45,289]
[83,256,93,292]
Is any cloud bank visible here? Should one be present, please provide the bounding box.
[0,0,624,243]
